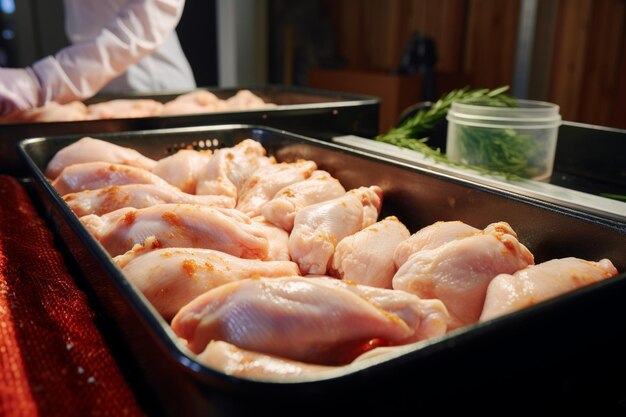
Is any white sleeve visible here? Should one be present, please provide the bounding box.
[18,0,185,109]
[0,68,41,116]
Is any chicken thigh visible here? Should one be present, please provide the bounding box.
[152,149,213,193]
[393,229,534,329]
[251,217,291,261]
[331,216,410,288]
[46,137,157,179]
[195,139,273,198]
[393,221,516,268]
[196,341,335,382]
[262,170,346,231]
[81,204,268,258]
[52,162,170,196]
[119,247,300,320]
[161,90,227,115]
[86,99,164,119]
[4,101,88,124]
[288,186,383,275]
[172,276,448,365]
[480,257,618,322]
[224,89,277,110]
[63,183,235,216]
[235,160,317,217]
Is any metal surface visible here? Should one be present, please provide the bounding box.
[0,85,379,175]
[17,125,626,416]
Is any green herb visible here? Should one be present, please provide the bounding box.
[452,126,544,178]
[374,86,546,179]
[376,86,515,144]
[599,193,626,202]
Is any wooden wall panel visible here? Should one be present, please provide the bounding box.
[463,0,520,88]
[326,0,467,73]
[548,0,593,122]
[548,0,625,126]
[404,0,467,73]
[575,0,625,126]
[610,28,626,128]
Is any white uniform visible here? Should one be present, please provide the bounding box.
[0,0,195,116]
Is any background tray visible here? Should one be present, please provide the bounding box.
[1,85,379,175]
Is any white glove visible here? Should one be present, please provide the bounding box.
[0,68,41,117]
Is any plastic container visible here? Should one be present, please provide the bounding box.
[446,99,561,181]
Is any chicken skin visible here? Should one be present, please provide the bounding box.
[331,216,410,288]
[46,137,157,179]
[225,89,277,110]
[161,90,228,115]
[52,162,170,196]
[81,204,268,258]
[262,170,346,232]
[86,99,164,119]
[195,139,273,198]
[63,183,235,217]
[251,217,291,261]
[118,247,300,320]
[480,257,618,322]
[393,229,534,329]
[152,149,213,194]
[394,221,517,268]
[172,276,448,365]
[288,186,383,275]
[2,101,88,124]
[235,160,317,217]
[196,341,336,382]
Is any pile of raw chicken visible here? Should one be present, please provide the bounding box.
[46,137,619,382]
[0,89,275,124]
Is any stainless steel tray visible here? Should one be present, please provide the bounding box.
[17,125,626,416]
[2,85,379,175]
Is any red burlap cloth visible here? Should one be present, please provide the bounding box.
[0,176,145,417]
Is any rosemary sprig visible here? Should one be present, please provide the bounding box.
[375,86,515,143]
[373,86,536,179]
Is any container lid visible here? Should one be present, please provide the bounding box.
[448,99,561,126]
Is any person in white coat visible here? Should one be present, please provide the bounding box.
[0,0,196,117]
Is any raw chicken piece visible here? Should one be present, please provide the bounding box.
[46,137,157,179]
[330,216,410,288]
[251,217,291,261]
[480,257,618,322]
[195,139,274,198]
[118,247,300,320]
[152,149,212,193]
[63,183,235,217]
[2,101,88,124]
[393,221,516,268]
[262,170,346,231]
[196,341,335,382]
[288,186,383,275]
[172,276,448,365]
[51,162,170,196]
[86,99,164,119]
[394,221,479,268]
[81,204,268,258]
[224,89,276,110]
[161,90,228,115]
[235,160,317,217]
[393,230,534,329]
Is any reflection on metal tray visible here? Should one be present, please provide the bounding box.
[17,125,626,416]
[332,135,626,223]
[1,85,379,175]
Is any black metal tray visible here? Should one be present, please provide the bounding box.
[1,85,379,175]
[17,125,626,416]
